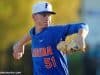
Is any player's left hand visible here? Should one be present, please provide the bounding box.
[57,41,68,54]
[57,35,86,54]
[57,40,79,54]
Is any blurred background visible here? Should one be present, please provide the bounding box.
[0,0,100,75]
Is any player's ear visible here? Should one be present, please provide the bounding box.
[32,14,35,19]
[32,14,37,21]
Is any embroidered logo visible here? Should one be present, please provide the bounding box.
[45,3,48,8]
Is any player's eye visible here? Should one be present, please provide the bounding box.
[41,14,47,17]
[40,13,50,17]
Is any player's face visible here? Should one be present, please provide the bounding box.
[33,13,52,28]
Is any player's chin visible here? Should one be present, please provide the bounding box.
[43,23,49,27]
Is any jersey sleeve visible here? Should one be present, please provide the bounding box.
[53,23,89,43]
[62,23,89,37]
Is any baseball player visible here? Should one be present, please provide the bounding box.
[13,1,89,75]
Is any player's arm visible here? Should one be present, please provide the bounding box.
[57,23,89,54]
[74,28,88,52]
[69,23,89,52]
[13,33,31,60]
[57,28,88,54]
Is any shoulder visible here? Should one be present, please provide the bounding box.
[48,23,89,31]
[69,22,88,26]
[70,22,89,29]
[48,24,70,29]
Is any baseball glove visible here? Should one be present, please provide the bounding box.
[57,34,82,54]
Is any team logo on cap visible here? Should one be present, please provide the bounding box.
[45,3,48,8]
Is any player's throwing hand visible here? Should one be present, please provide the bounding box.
[13,42,24,60]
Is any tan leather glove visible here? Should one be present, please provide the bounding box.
[57,40,79,54]
[57,41,68,53]
[57,34,86,54]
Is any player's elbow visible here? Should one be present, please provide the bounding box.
[78,27,89,39]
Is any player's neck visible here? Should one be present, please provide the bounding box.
[35,28,42,34]
[34,22,49,34]
[35,26,46,34]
